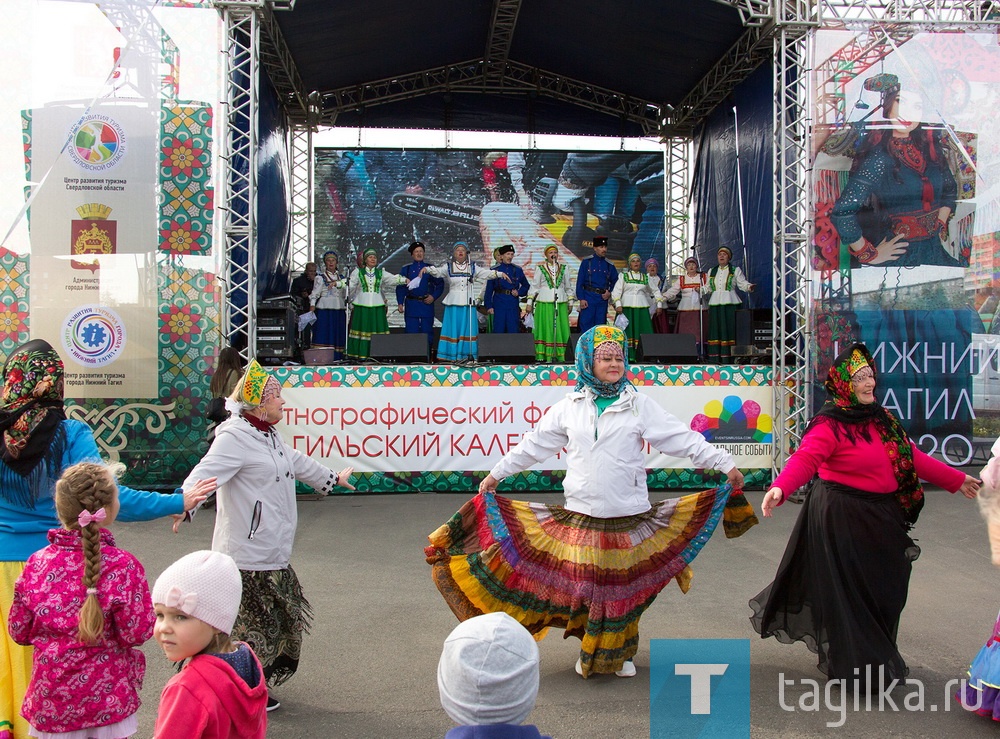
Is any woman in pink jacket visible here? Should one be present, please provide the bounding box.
[750,343,980,691]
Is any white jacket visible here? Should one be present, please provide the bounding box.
[527,262,572,304]
[184,416,338,570]
[611,270,660,310]
[705,265,751,307]
[427,262,498,306]
[310,270,347,310]
[348,267,406,307]
[490,385,735,517]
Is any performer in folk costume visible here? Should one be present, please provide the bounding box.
[346,248,407,361]
[705,246,753,362]
[956,438,1000,717]
[751,343,979,691]
[611,252,662,361]
[575,236,618,334]
[525,244,573,363]
[663,257,708,356]
[645,258,670,334]
[395,241,443,352]
[308,251,348,359]
[426,326,758,678]
[427,242,510,362]
[483,244,530,334]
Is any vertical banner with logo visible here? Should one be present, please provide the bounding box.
[26,101,159,398]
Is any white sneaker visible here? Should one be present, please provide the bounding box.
[616,660,636,678]
[574,658,584,676]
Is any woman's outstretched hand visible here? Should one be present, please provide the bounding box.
[958,474,981,499]
[479,474,499,494]
[726,467,745,490]
[761,487,784,518]
[336,467,356,491]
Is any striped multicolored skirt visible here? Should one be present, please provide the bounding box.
[532,301,570,363]
[438,306,479,362]
[425,487,757,677]
[231,566,312,688]
[346,304,388,360]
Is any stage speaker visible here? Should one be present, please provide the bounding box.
[478,333,536,362]
[639,333,698,363]
[736,309,773,348]
[369,333,429,362]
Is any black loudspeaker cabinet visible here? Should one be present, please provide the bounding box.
[639,333,698,362]
[256,304,297,360]
[478,333,536,362]
[735,309,773,349]
[370,333,429,362]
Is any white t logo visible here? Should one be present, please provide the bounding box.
[675,663,728,714]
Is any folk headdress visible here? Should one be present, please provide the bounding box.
[0,339,68,506]
[575,325,632,399]
[808,342,923,525]
[225,359,281,428]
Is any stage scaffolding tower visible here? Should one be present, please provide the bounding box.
[214,0,1000,474]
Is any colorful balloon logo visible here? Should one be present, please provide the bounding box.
[690,395,772,443]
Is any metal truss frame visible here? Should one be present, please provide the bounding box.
[216,1,260,359]
[664,137,691,276]
[288,125,313,271]
[214,0,1000,463]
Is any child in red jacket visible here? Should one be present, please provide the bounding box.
[152,550,267,739]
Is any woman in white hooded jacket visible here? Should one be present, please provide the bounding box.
[182,360,353,708]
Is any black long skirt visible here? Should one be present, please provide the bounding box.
[749,479,919,685]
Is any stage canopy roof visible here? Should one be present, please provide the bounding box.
[262,0,768,138]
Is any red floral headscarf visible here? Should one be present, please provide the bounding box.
[808,342,923,525]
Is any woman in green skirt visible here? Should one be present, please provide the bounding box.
[524,244,572,363]
[346,248,407,361]
[705,246,754,363]
[611,252,662,361]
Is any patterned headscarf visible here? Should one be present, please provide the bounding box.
[808,342,923,525]
[234,360,280,409]
[644,258,658,270]
[0,339,68,506]
[627,253,642,268]
[575,325,632,398]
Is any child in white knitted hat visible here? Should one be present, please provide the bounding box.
[152,550,267,738]
[437,612,551,738]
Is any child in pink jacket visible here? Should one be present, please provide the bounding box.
[9,462,154,738]
[152,550,267,739]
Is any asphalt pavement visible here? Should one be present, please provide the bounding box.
[116,484,1000,739]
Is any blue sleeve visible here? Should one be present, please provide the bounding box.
[430,275,444,300]
[607,263,618,291]
[516,267,529,297]
[576,261,588,299]
[484,278,495,309]
[62,421,184,522]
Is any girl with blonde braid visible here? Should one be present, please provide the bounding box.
[9,462,155,739]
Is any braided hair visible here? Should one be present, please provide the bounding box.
[54,461,124,644]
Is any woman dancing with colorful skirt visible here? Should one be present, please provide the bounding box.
[425,325,758,678]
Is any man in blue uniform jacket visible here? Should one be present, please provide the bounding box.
[483,244,529,333]
[575,236,618,333]
[396,241,443,350]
